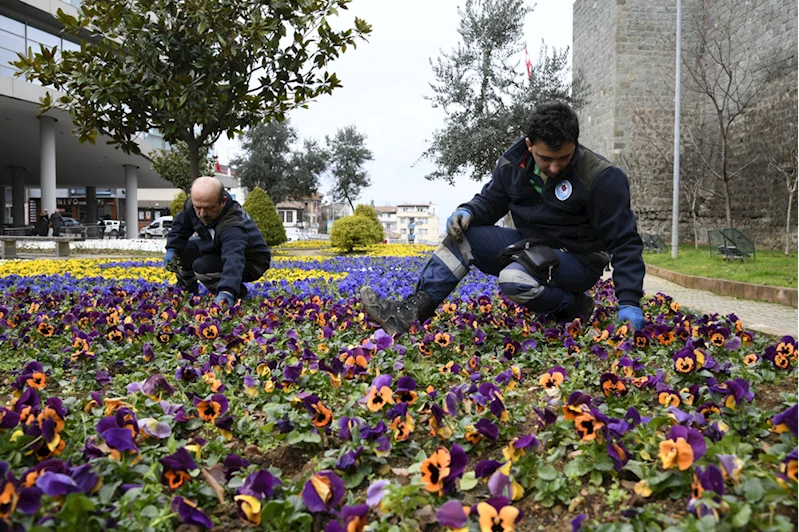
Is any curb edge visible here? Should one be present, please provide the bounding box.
[645,264,798,308]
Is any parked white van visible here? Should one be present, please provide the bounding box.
[139,216,173,238]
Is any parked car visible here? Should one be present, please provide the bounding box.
[61,217,80,227]
[139,216,173,238]
[285,228,302,242]
[102,220,126,238]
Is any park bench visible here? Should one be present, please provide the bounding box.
[0,235,86,259]
[708,228,755,263]
[640,232,668,253]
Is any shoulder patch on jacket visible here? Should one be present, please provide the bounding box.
[573,148,613,190]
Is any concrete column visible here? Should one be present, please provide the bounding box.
[86,186,97,223]
[11,166,25,227]
[38,116,57,217]
[0,185,6,225]
[124,165,138,239]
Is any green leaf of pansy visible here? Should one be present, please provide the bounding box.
[538,465,558,481]
[459,471,479,491]
[732,504,752,528]
[623,460,646,479]
[344,471,365,488]
[741,478,763,502]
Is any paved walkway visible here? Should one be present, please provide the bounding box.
[644,274,798,338]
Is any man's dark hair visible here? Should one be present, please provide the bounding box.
[524,101,579,150]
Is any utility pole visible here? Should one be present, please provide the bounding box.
[671,0,682,259]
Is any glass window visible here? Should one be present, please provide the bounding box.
[62,39,81,52]
[0,15,24,37]
[0,48,18,71]
[27,26,61,50]
[0,31,25,54]
[0,65,14,78]
[286,211,294,223]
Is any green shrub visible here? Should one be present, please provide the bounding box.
[353,204,384,244]
[354,204,379,223]
[170,190,188,217]
[243,187,286,246]
[330,215,384,251]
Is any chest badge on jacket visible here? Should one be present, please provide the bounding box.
[555,180,573,201]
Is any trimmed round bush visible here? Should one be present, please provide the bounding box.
[330,215,384,251]
[352,204,384,244]
[243,187,286,246]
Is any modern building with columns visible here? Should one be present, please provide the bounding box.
[0,0,172,238]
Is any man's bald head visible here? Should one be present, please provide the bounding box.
[191,176,227,225]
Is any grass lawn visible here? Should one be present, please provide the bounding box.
[644,245,798,288]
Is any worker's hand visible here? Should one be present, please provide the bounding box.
[164,249,177,270]
[446,208,473,242]
[214,291,235,306]
[618,305,646,330]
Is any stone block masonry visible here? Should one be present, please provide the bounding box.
[573,0,798,250]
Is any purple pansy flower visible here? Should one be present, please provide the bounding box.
[302,470,345,513]
[35,472,81,497]
[772,404,798,436]
[438,499,469,529]
[475,418,499,441]
[366,479,389,508]
[171,496,213,529]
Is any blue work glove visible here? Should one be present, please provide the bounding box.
[214,291,235,306]
[164,248,177,269]
[446,208,473,242]
[618,305,647,330]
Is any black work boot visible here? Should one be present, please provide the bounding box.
[360,286,437,335]
[552,293,594,322]
[238,284,249,300]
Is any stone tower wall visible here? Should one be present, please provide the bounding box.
[572,0,618,159]
[573,0,798,250]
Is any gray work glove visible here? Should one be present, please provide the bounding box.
[446,208,473,242]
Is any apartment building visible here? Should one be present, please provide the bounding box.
[396,203,439,245]
[374,206,398,239]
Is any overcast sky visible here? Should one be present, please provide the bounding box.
[216,0,574,233]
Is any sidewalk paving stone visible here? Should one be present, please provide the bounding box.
[644,274,798,338]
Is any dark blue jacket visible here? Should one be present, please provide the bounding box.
[167,191,271,294]
[461,138,644,307]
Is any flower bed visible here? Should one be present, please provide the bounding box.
[0,247,796,531]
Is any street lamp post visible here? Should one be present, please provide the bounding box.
[671,0,682,259]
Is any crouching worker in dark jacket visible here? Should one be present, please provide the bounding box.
[165,176,271,305]
[361,101,646,335]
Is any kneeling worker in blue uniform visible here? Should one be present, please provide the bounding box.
[165,176,271,305]
[361,101,646,334]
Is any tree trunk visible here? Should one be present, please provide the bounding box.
[688,190,699,249]
[718,113,733,228]
[186,138,200,182]
[722,177,733,228]
[787,186,795,256]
